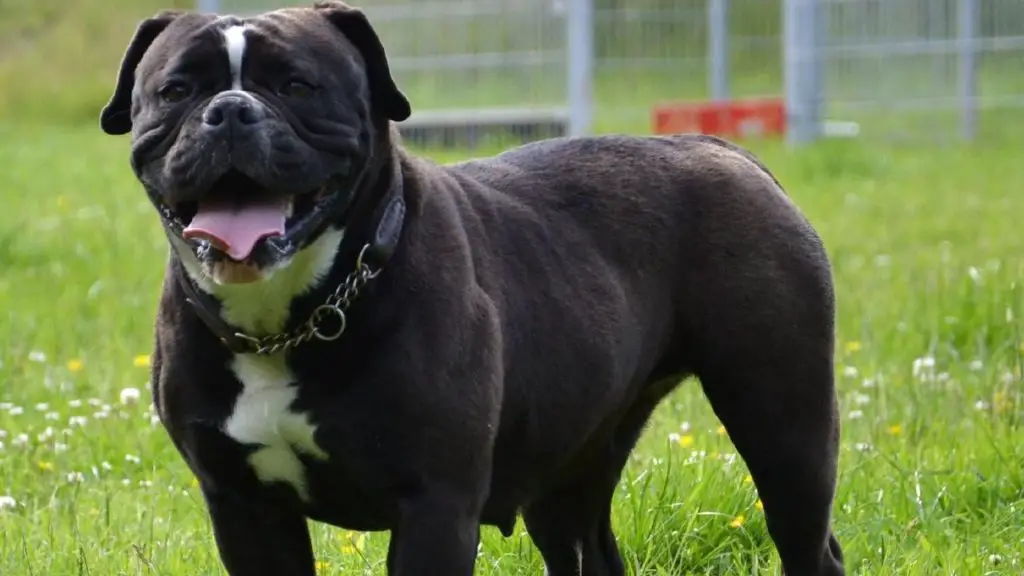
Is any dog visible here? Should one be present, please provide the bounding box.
[99,2,845,574]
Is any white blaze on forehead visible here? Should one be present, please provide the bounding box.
[222,25,247,91]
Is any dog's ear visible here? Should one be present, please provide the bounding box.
[314,1,411,122]
[100,11,183,136]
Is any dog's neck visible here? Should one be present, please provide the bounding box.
[170,140,405,354]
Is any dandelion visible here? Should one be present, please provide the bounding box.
[729,514,745,528]
[28,351,47,363]
[316,560,331,573]
[716,425,727,436]
[844,341,862,354]
[67,359,84,373]
[191,477,200,488]
[887,424,902,436]
[0,495,17,511]
[133,354,152,368]
[38,461,54,472]
[677,435,694,448]
[119,387,141,406]
[754,499,764,511]
[339,531,366,555]
[743,474,753,484]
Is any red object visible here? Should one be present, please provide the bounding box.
[652,98,786,139]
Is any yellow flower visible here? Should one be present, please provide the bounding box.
[191,477,200,488]
[340,531,366,555]
[133,354,151,368]
[67,359,84,372]
[743,474,753,484]
[677,435,694,448]
[38,461,54,472]
[993,391,1014,414]
[754,499,764,511]
[729,514,745,528]
[716,425,727,436]
[315,560,331,573]
[887,424,902,436]
[845,341,862,353]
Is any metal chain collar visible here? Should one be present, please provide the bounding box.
[233,244,381,356]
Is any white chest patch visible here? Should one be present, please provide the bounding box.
[223,353,328,501]
[222,25,247,91]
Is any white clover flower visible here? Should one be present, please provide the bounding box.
[28,351,47,363]
[119,387,141,406]
[0,495,17,511]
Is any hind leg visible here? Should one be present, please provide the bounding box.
[523,401,660,576]
[692,292,845,575]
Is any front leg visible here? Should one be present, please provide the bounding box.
[387,486,482,576]
[201,486,316,576]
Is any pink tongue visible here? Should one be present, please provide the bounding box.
[182,197,288,261]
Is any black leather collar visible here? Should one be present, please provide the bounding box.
[171,158,405,355]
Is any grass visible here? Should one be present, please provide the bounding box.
[0,118,1023,575]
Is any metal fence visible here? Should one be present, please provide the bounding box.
[198,0,1024,145]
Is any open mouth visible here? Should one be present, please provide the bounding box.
[159,170,339,264]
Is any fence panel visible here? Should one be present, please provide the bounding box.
[821,0,1024,142]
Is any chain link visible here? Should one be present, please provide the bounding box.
[233,244,381,356]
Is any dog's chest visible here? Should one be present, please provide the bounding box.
[222,353,328,501]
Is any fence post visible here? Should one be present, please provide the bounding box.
[197,0,220,13]
[957,0,978,141]
[566,0,595,137]
[708,0,730,101]
[783,0,824,145]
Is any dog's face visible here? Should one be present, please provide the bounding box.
[100,1,410,284]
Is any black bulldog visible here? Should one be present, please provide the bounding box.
[99,2,845,574]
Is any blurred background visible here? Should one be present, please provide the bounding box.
[3,0,1024,145]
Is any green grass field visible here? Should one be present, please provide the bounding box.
[1,0,1023,574]
[0,122,1021,575]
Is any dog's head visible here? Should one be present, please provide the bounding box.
[100,1,410,284]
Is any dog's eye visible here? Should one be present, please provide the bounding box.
[280,80,315,99]
[158,82,191,104]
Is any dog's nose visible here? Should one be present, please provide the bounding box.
[202,92,265,133]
